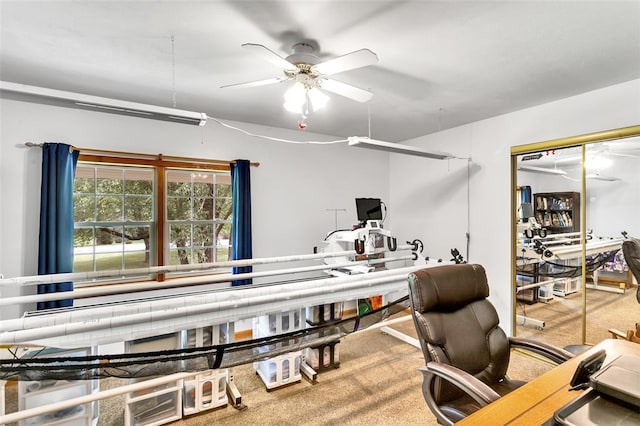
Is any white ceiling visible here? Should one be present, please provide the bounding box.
[1,1,639,143]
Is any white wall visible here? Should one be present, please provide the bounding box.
[390,79,640,334]
[0,98,389,319]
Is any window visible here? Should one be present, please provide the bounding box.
[73,158,232,277]
[166,170,232,265]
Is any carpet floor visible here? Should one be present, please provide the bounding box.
[4,282,637,425]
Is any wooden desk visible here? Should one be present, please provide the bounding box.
[456,339,640,425]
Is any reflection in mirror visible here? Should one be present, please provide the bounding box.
[515,146,584,348]
[585,137,640,344]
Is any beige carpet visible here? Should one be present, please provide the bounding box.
[3,313,558,426]
[516,282,639,348]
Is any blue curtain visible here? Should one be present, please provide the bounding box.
[520,185,533,223]
[37,143,79,310]
[521,185,532,204]
[230,159,252,286]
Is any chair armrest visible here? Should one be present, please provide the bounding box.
[608,328,628,340]
[420,362,501,406]
[419,363,501,426]
[509,336,574,364]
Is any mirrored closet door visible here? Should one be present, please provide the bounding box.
[584,138,640,343]
[512,126,640,349]
[514,145,584,348]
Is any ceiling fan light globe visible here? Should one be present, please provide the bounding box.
[308,88,329,112]
[284,82,306,102]
[283,100,304,113]
[586,155,612,170]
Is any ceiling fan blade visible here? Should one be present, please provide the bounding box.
[609,152,640,158]
[220,77,287,89]
[242,43,299,72]
[320,79,374,103]
[517,165,567,175]
[311,48,378,76]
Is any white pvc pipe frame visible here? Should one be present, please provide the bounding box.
[0,265,423,347]
[0,247,428,424]
[0,253,414,307]
[0,246,413,287]
[0,246,423,348]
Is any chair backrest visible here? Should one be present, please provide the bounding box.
[622,238,640,303]
[408,264,511,403]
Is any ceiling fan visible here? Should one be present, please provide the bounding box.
[221,42,378,115]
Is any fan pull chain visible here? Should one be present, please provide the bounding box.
[171,34,177,108]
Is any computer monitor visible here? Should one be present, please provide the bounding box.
[356,198,383,222]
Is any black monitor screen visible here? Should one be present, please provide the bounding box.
[356,198,383,221]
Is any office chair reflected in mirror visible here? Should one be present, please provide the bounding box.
[608,237,640,343]
[408,264,574,426]
[622,237,640,304]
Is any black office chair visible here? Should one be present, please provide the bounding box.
[408,264,574,426]
[622,237,640,304]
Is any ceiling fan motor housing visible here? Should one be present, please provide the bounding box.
[285,42,320,68]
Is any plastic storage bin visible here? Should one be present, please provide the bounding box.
[182,369,228,415]
[126,384,182,426]
[18,347,99,426]
[124,333,183,426]
[305,341,340,371]
[306,303,343,325]
[254,351,302,390]
[254,309,304,335]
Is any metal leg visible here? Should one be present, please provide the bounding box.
[356,314,422,349]
[517,314,545,330]
[300,362,318,382]
[226,375,243,409]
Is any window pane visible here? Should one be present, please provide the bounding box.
[75,176,95,193]
[74,228,94,248]
[193,197,214,220]
[167,171,191,196]
[193,181,213,197]
[125,196,152,221]
[170,248,191,265]
[74,195,95,222]
[215,247,230,262]
[193,248,214,264]
[170,224,192,247]
[96,196,123,221]
[95,252,124,271]
[217,223,232,242]
[96,168,123,194]
[215,183,231,198]
[124,225,150,247]
[73,254,95,273]
[124,169,153,194]
[124,250,149,269]
[215,197,232,220]
[167,197,191,220]
[96,227,123,246]
[193,224,213,246]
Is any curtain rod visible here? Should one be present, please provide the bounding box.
[24,142,260,167]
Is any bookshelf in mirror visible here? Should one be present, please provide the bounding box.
[533,192,580,234]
